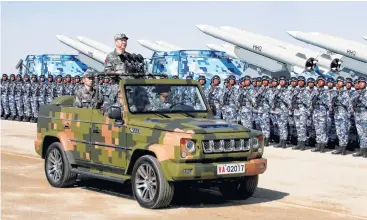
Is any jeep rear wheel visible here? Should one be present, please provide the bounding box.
[131,155,174,209]
[44,142,77,188]
[220,175,259,199]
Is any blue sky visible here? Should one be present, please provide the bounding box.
[1,1,367,73]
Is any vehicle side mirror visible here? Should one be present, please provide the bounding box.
[107,106,123,121]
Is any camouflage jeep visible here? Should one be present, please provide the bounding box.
[34,78,267,209]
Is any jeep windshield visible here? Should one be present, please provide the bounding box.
[125,85,208,113]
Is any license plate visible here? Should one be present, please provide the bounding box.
[217,163,245,175]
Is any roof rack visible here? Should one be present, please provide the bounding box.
[98,71,169,79]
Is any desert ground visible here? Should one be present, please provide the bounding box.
[1,120,366,220]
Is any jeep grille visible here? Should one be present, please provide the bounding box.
[202,139,250,153]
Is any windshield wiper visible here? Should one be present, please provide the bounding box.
[155,113,170,118]
[179,112,195,118]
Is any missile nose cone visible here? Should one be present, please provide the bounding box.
[363,36,367,41]
[56,35,64,39]
[196,24,209,31]
[286,31,301,38]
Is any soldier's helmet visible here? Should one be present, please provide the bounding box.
[279,76,287,81]
[354,79,359,85]
[16,74,22,79]
[31,74,37,79]
[83,68,96,78]
[297,76,306,81]
[198,75,206,82]
[228,75,236,84]
[114,33,129,41]
[39,75,45,80]
[211,75,221,84]
[307,77,315,83]
[65,74,71,78]
[10,74,15,79]
[224,78,229,83]
[24,74,30,79]
[172,75,179,79]
[56,74,62,78]
[262,75,270,81]
[346,77,353,84]
[2,73,7,78]
[272,77,279,82]
[290,77,297,82]
[186,75,193,80]
[336,76,345,83]
[327,77,335,84]
[316,76,325,82]
[358,76,366,83]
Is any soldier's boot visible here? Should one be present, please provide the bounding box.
[33,117,38,123]
[363,149,367,158]
[292,141,302,150]
[311,143,320,152]
[319,143,326,153]
[300,141,306,151]
[281,140,287,149]
[332,146,342,155]
[264,138,269,147]
[353,148,363,157]
[274,140,282,148]
[17,116,22,121]
[341,146,347,155]
[10,115,16,120]
[23,116,30,122]
[4,114,10,120]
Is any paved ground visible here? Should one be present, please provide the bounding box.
[1,120,367,220]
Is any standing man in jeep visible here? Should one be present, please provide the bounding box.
[104,34,130,72]
[73,68,103,109]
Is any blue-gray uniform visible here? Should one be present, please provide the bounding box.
[253,76,272,145]
[306,78,317,144]
[22,74,32,121]
[207,75,224,119]
[54,75,65,98]
[221,76,239,123]
[273,77,291,148]
[64,74,74,96]
[38,75,47,106]
[14,74,24,120]
[8,74,17,120]
[292,76,312,150]
[326,78,338,144]
[45,76,55,104]
[237,84,254,129]
[311,77,330,152]
[1,74,10,119]
[352,77,367,157]
[287,77,298,142]
[30,74,39,121]
[331,77,350,155]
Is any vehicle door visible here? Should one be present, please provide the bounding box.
[89,108,128,174]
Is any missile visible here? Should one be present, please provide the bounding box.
[206,43,239,59]
[287,31,367,64]
[137,40,171,52]
[155,41,183,50]
[56,35,106,72]
[76,36,113,54]
[363,36,367,42]
[196,25,309,70]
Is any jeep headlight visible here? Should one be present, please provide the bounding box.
[252,137,259,150]
[180,139,196,155]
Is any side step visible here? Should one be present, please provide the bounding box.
[71,168,127,184]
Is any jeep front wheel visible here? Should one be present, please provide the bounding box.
[131,155,174,209]
[44,142,77,188]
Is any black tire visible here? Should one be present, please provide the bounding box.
[131,155,174,209]
[44,142,77,188]
[220,175,259,200]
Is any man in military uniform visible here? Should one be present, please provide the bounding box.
[345,77,359,147]
[288,77,298,143]
[221,75,239,123]
[198,75,208,99]
[352,77,367,158]
[252,77,263,130]
[331,77,351,155]
[22,74,32,122]
[1,74,10,119]
[149,86,172,110]
[73,68,103,109]
[14,74,24,121]
[273,76,291,148]
[326,77,338,146]
[54,75,65,98]
[38,75,47,108]
[311,77,329,152]
[269,77,280,143]
[253,76,272,146]
[236,76,253,129]
[207,75,223,119]
[104,34,129,72]
[30,74,39,122]
[292,76,312,150]
[45,75,55,104]
[8,74,17,120]
[64,74,74,96]
[306,77,317,146]
[73,75,82,94]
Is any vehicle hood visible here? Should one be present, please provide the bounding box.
[128,118,250,134]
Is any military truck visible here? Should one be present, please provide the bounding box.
[34,75,267,209]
